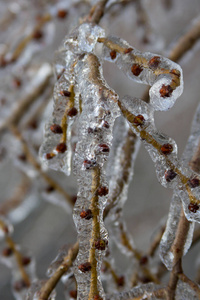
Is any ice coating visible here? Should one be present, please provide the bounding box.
[47,244,71,277]
[39,23,105,176]
[101,35,183,111]
[106,117,140,214]
[105,118,140,258]
[64,22,105,54]
[39,74,77,175]
[175,280,200,300]
[26,279,56,300]
[159,106,200,270]
[120,95,200,223]
[159,194,194,271]
[105,283,163,300]
[72,53,119,299]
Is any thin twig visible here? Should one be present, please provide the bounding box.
[166,209,190,299]
[88,167,102,299]
[148,225,166,257]
[9,125,74,207]
[86,0,109,24]
[169,16,200,62]
[0,219,30,287]
[38,241,79,300]
[0,66,53,132]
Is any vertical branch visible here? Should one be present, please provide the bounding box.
[89,167,102,299]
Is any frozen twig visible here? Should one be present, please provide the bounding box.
[0,218,30,287]
[169,15,200,62]
[38,241,79,300]
[9,125,74,207]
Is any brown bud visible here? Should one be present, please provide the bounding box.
[78,262,91,272]
[2,247,13,257]
[56,143,67,153]
[57,9,68,19]
[60,90,71,97]
[110,50,117,60]
[22,256,31,266]
[133,114,145,126]
[50,124,63,134]
[188,203,199,213]
[93,296,103,300]
[69,290,77,298]
[13,280,29,292]
[148,56,160,70]
[188,177,200,188]
[131,64,143,76]
[67,107,78,117]
[18,154,27,161]
[164,169,177,182]
[160,144,173,155]
[98,186,109,196]
[98,144,110,153]
[13,78,22,88]
[46,153,55,160]
[139,255,148,265]
[170,69,180,77]
[124,48,133,54]
[83,159,96,170]
[102,121,109,129]
[28,120,38,130]
[95,239,108,251]
[32,29,43,40]
[80,209,93,220]
[46,186,55,193]
[160,84,173,98]
[117,276,125,287]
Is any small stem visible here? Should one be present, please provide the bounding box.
[9,126,74,207]
[86,0,109,24]
[189,139,200,174]
[0,66,52,132]
[167,209,190,299]
[7,14,52,64]
[148,225,166,257]
[118,100,199,205]
[0,219,30,287]
[39,242,79,300]
[169,17,200,62]
[88,167,101,299]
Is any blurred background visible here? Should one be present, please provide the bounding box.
[0,0,200,298]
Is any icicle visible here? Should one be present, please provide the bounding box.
[101,35,183,111]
